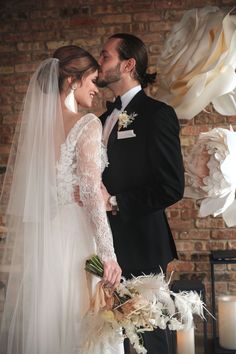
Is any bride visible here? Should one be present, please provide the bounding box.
[0,45,123,354]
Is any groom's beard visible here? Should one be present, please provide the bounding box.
[97,63,121,88]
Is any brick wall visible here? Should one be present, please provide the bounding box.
[1,0,236,338]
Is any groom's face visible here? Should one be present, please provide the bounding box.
[97,38,124,88]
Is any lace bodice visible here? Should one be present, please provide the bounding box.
[56,113,116,261]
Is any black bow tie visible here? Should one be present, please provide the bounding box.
[106,96,122,114]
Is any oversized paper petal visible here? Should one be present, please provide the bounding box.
[212,88,236,115]
[156,6,236,119]
[185,127,236,226]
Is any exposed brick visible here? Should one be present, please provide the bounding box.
[1,2,236,339]
[101,14,131,24]
[228,116,236,124]
[0,66,14,74]
[191,253,209,262]
[130,23,149,34]
[133,13,162,22]
[149,21,173,32]
[195,262,210,272]
[205,241,227,251]
[46,40,71,50]
[212,230,236,239]
[228,241,236,248]
[166,209,181,219]
[169,219,194,230]
[179,272,207,282]
[0,126,15,144]
[175,240,195,251]
[124,2,155,13]
[167,260,195,272]
[92,5,123,15]
[195,112,227,125]
[15,63,39,73]
[15,84,28,93]
[171,198,195,209]
[31,31,61,41]
[72,37,101,47]
[181,209,198,220]
[180,230,210,240]
[70,17,100,27]
[181,125,210,136]
[17,42,45,52]
[195,217,225,229]
[15,22,31,32]
[30,10,59,19]
[2,115,19,124]
[180,136,196,146]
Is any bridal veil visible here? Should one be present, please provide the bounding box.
[0,58,65,354]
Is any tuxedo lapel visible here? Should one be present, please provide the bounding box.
[100,111,109,126]
[122,89,146,115]
[105,90,146,148]
[107,119,118,149]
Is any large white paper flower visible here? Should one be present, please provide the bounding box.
[185,127,236,226]
[156,6,236,119]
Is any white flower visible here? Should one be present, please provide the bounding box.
[118,111,137,130]
[156,6,236,119]
[185,126,236,226]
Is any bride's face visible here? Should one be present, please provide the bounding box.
[75,70,99,108]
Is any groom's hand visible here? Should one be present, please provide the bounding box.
[101,183,112,211]
[74,186,83,206]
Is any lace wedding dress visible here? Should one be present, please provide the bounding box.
[52,113,124,354]
[0,57,124,354]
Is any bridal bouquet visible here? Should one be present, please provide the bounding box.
[82,256,208,354]
[185,126,236,227]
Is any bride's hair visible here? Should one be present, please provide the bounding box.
[53,45,99,92]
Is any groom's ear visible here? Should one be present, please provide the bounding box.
[67,76,73,84]
[123,58,136,74]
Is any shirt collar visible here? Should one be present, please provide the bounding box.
[120,85,142,111]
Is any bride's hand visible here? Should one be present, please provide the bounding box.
[74,185,83,206]
[102,259,122,288]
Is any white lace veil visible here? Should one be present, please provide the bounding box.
[0,58,65,354]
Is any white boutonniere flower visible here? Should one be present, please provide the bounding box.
[118,111,137,130]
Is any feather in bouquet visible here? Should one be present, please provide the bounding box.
[81,255,209,354]
[184,126,236,227]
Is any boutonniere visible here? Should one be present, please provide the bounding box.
[118,111,138,131]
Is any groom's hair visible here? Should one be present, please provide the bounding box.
[109,33,156,88]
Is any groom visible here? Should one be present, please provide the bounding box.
[97,33,185,354]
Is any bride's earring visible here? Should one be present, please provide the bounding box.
[65,82,78,113]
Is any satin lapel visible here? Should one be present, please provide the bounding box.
[100,111,109,126]
[122,89,146,115]
[107,119,119,150]
[106,90,146,149]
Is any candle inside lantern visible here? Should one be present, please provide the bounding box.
[218,295,236,350]
[177,327,195,354]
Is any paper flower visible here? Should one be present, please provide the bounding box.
[184,127,236,226]
[156,6,236,119]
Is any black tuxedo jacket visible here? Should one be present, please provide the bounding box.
[100,90,184,277]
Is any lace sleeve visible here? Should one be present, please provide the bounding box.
[76,116,116,261]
